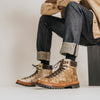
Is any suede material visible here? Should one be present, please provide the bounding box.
[17,64,52,85]
[37,59,79,87]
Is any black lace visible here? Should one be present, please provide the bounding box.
[23,64,40,79]
[46,59,65,78]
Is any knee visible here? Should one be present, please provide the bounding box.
[67,1,78,7]
[39,15,49,23]
[65,1,79,14]
[65,1,78,10]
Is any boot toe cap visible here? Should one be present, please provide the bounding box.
[16,79,36,86]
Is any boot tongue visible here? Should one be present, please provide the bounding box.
[32,63,43,70]
[39,63,43,66]
[33,63,52,70]
[63,59,77,67]
[46,59,66,78]
[62,59,71,68]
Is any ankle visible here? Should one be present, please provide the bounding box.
[41,60,49,65]
[65,53,76,61]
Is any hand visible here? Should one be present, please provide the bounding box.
[45,0,57,3]
[58,6,65,10]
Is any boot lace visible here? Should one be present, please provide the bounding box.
[46,59,65,78]
[23,64,41,79]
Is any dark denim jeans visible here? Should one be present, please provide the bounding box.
[36,1,100,61]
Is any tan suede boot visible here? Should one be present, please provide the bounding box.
[37,59,80,89]
[16,63,52,86]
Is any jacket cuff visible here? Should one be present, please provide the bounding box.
[57,0,70,7]
[41,2,61,15]
[57,0,81,7]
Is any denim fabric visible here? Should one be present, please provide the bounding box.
[36,1,100,61]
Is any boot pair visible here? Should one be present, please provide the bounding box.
[16,59,80,89]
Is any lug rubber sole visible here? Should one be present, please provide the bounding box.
[36,82,80,89]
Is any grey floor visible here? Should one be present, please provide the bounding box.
[0,85,100,100]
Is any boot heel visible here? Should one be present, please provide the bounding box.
[71,84,80,88]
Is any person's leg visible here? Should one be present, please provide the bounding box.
[16,15,65,86]
[37,15,65,63]
[65,53,76,61]
[60,1,94,60]
[36,2,95,89]
[17,15,67,86]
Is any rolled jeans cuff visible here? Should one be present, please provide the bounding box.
[37,51,50,61]
[60,42,79,56]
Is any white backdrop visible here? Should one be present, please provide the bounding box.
[0,0,88,87]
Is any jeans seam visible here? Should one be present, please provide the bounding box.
[44,22,49,60]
